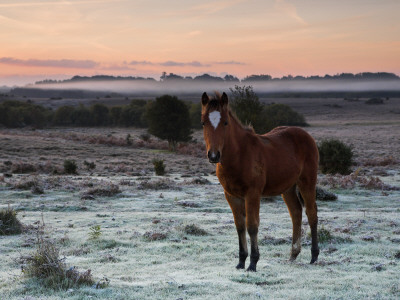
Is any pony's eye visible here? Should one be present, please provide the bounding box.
[224,121,228,126]
[201,122,205,126]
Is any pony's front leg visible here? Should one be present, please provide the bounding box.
[225,192,248,269]
[245,192,261,272]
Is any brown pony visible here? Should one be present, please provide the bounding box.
[201,92,319,272]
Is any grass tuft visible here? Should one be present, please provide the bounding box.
[143,231,168,241]
[82,183,120,198]
[184,224,208,236]
[317,226,333,243]
[0,205,23,235]
[22,229,94,289]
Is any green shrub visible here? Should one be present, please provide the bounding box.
[365,98,384,105]
[83,160,96,170]
[189,102,202,129]
[0,100,50,128]
[318,139,353,175]
[0,206,23,235]
[229,85,264,131]
[63,160,78,174]
[145,95,192,150]
[260,104,308,132]
[53,105,75,126]
[90,104,109,126]
[88,225,102,240]
[229,86,307,133]
[152,159,166,176]
[126,134,133,145]
[317,226,333,243]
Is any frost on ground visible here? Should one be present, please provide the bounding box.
[1,98,400,299]
[1,172,399,300]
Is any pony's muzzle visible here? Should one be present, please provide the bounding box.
[208,151,221,163]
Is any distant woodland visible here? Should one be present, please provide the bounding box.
[2,72,400,99]
[34,72,400,85]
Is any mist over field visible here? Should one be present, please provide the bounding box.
[11,79,400,99]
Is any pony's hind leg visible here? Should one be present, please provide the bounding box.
[282,186,303,261]
[225,192,248,269]
[298,183,319,264]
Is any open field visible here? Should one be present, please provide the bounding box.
[1,97,399,299]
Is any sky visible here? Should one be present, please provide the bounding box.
[0,0,399,85]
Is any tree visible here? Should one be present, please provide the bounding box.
[189,102,202,129]
[145,95,192,150]
[53,106,75,125]
[90,104,109,126]
[229,85,264,132]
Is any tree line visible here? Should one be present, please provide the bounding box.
[34,72,399,85]
[0,86,309,151]
[0,98,201,130]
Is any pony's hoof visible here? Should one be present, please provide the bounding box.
[310,257,318,264]
[236,262,245,269]
[310,249,319,264]
[246,265,257,272]
[289,255,298,262]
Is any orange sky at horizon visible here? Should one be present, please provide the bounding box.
[0,0,399,85]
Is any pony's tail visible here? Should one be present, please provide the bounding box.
[296,186,305,208]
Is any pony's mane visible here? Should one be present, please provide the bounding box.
[206,93,255,133]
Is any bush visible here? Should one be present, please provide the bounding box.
[152,159,166,176]
[229,85,264,131]
[365,98,384,105]
[260,104,308,132]
[53,105,75,126]
[90,104,109,126]
[72,104,93,126]
[63,160,78,174]
[318,139,353,175]
[0,100,50,128]
[189,102,202,129]
[118,100,147,127]
[145,95,192,150]
[88,225,102,240]
[229,86,307,133]
[0,206,23,235]
[83,160,96,170]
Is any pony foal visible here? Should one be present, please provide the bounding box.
[201,92,319,272]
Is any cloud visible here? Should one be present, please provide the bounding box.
[160,61,210,67]
[214,60,246,65]
[128,60,154,66]
[274,0,307,25]
[0,57,99,69]
[0,0,125,8]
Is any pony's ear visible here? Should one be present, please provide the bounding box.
[221,92,229,106]
[201,92,209,106]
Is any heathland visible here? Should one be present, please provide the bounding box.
[0,94,399,299]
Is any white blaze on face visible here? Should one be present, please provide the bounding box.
[209,111,221,130]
